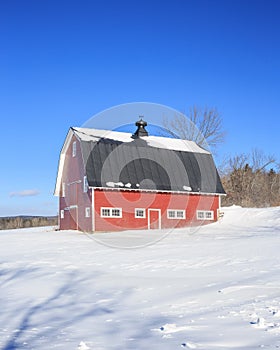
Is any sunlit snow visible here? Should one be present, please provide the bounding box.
[73,127,210,154]
[1,206,280,349]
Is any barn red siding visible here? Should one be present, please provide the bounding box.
[59,135,92,232]
[93,189,220,232]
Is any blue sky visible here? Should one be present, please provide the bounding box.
[0,0,279,216]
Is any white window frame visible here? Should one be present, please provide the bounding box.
[196,210,214,220]
[135,208,146,218]
[167,209,186,219]
[62,182,66,197]
[60,210,64,219]
[72,141,77,157]
[85,207,90,218]
[100,207,122,218]
[83,176,88,193]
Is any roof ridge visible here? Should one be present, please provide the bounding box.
[72,127,210,155]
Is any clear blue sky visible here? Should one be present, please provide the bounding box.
[1,0,279,216]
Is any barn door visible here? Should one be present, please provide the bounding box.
[69,206,78,230]
[68,181,80,230]
[69,182,78,206]
[148,209,161,230]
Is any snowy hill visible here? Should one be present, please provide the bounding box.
[1,206,280,350]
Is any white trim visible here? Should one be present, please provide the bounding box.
[196,210,214,220]
[100,207,122,218]
[54,129,83,196]
[135,208,146,218]
[92,188,95,232]
[60,209,64,219]
[167,209,186,219]
[62,182,66,197]
[54,153,66,196]
[54,129,74,196]
[148,209,161,229]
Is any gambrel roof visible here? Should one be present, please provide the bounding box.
[55,127,225,196]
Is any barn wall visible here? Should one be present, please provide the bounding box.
[93,189,220,232]
[59,134,92,232]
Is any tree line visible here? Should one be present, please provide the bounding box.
[0,216,58,230]
[220,150,279,207]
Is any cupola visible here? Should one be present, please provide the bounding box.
[133,117,148,137]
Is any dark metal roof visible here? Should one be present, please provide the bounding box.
[79,136,225,195]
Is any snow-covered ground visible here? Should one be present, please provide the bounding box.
[1,206,280,350]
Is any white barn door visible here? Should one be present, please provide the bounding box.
[148,209,161,230]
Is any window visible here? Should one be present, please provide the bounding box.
[72,141,77,157]
[135,208,146,218]
[62,182,66,197]
[176,211,185,218]
[101,207,122,218]
[83,176,88,193]
[101,208,111,217]
[196,210,214,220]
[60,210,64,219]
[112,208,121,217]
[167,210,186,219]
[85,207,90,218]
[168,210,176,218]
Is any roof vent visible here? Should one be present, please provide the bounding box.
[133,117,148,137]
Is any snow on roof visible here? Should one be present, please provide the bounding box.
[72,127,210,154]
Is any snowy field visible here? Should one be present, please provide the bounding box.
[1,206,280,350]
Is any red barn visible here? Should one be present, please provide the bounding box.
[54,119,226,232]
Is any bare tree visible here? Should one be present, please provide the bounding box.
[251,148,275,172]
[163,106,225,151]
